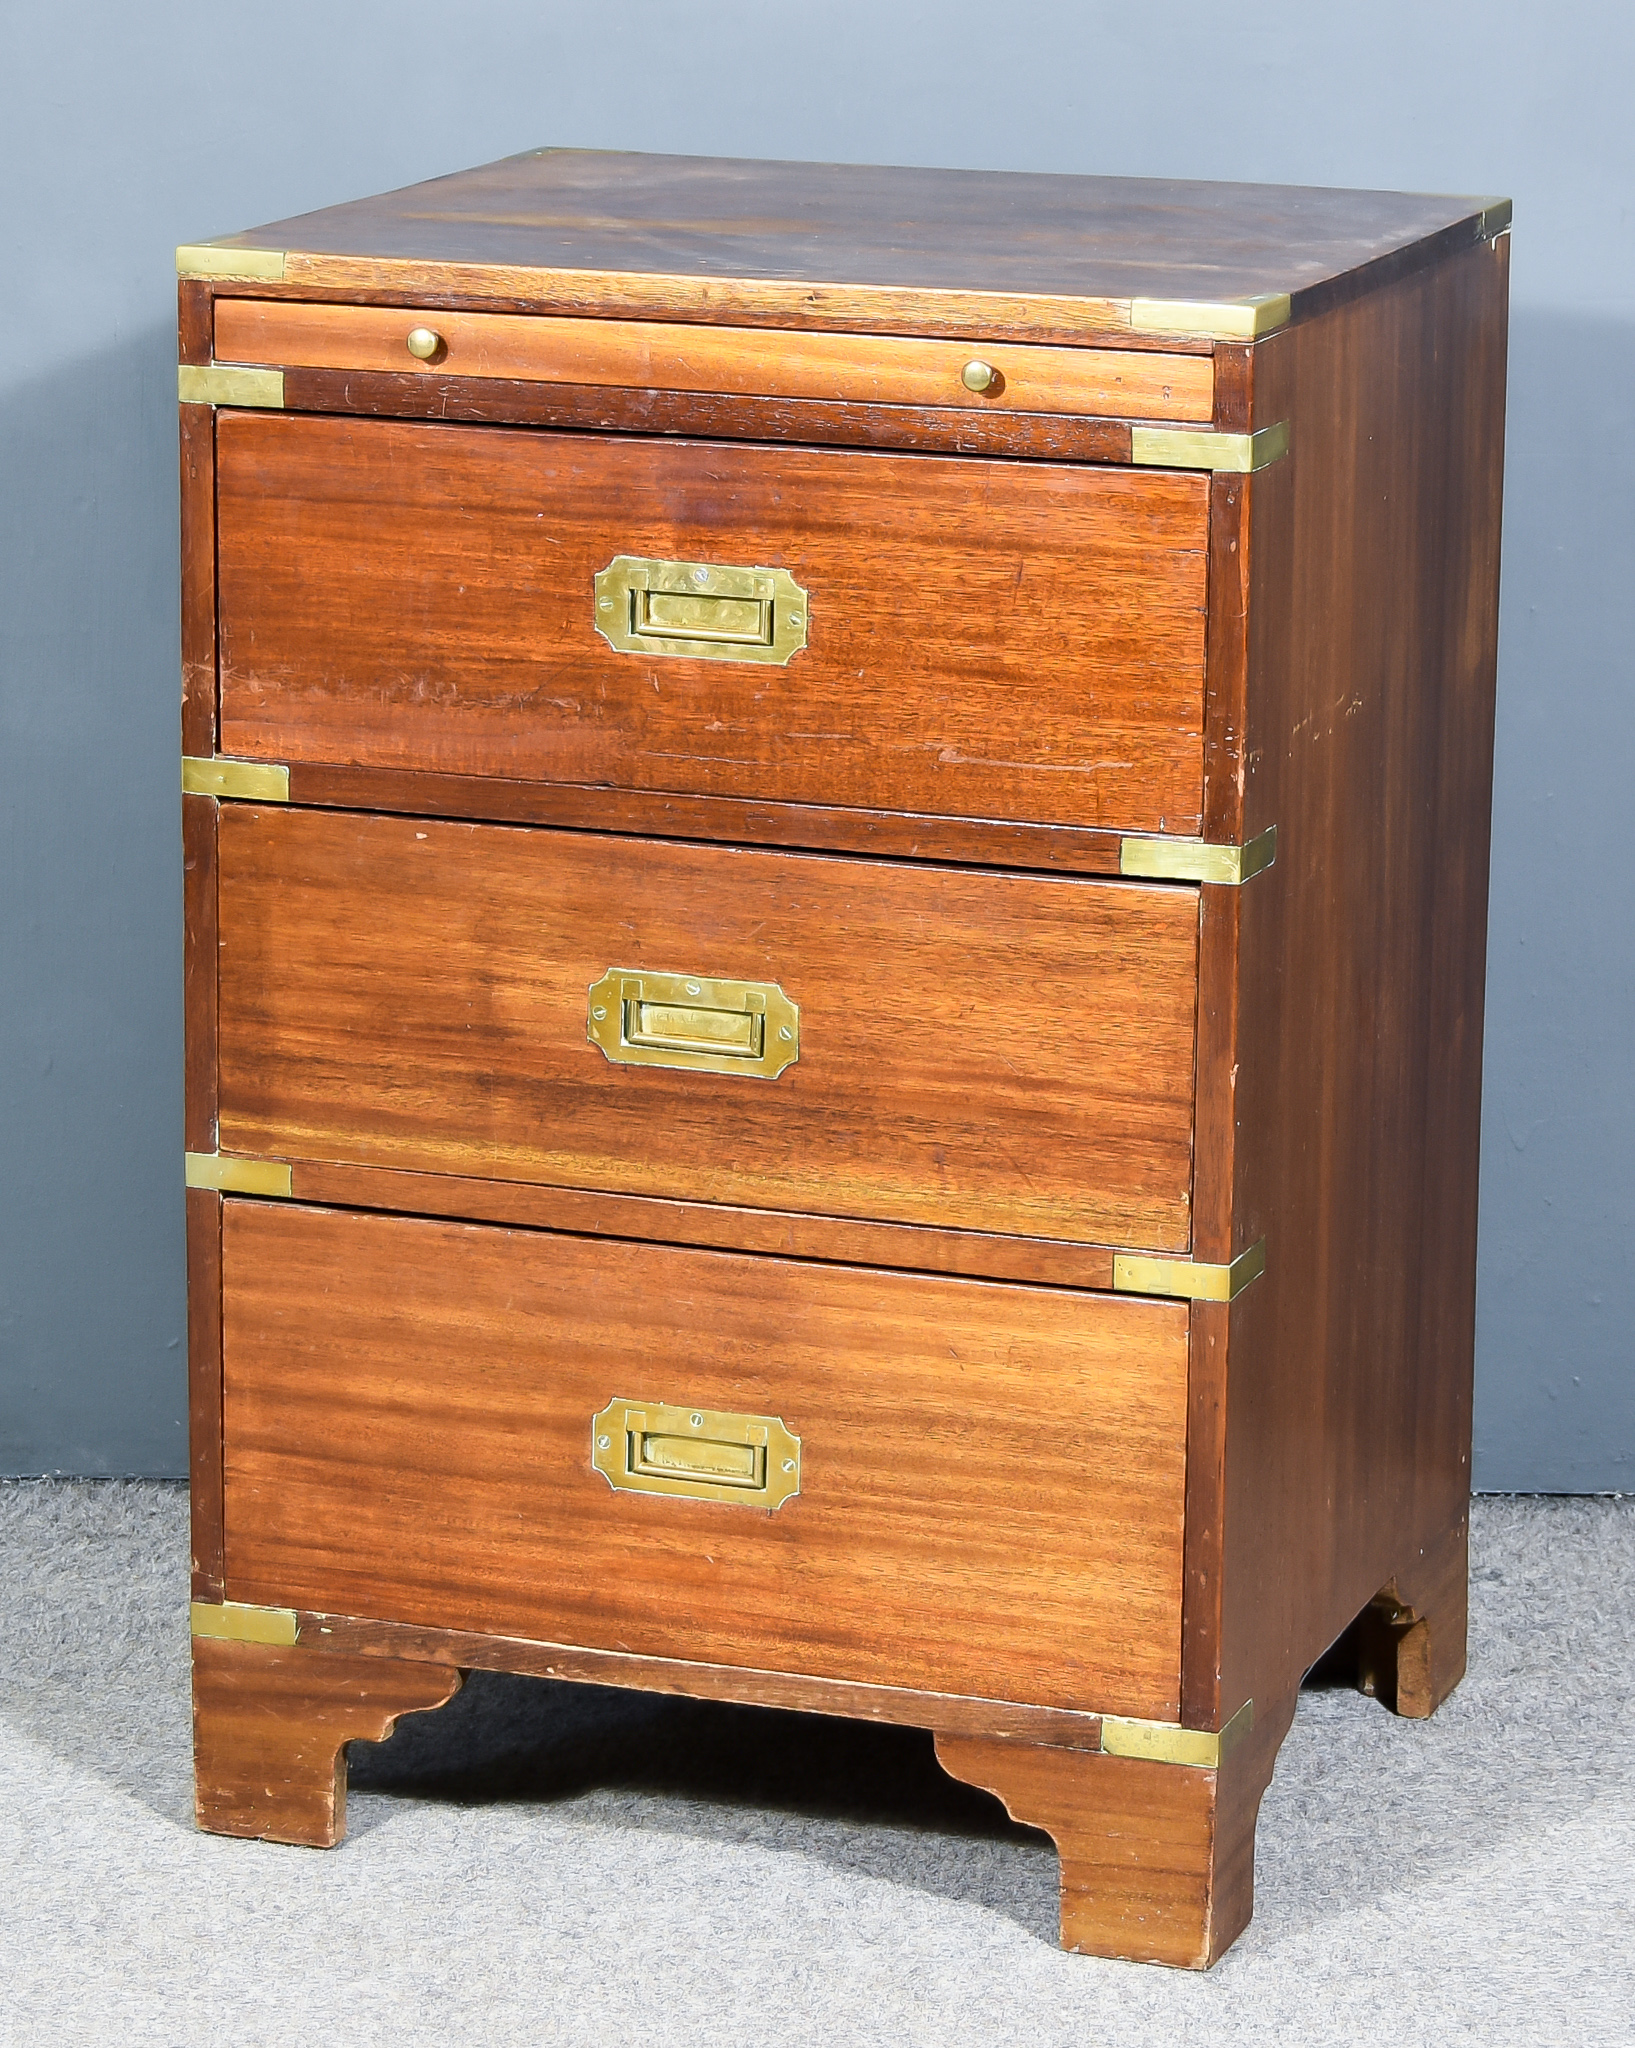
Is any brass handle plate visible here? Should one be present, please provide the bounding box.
[587,968,799,1079]
[592,1397,801,1510]
[593,556,808,665]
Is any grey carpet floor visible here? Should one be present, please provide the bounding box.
[0,1485,1630,2047]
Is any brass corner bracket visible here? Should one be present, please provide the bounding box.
[1120,824,1277,887]
[190,1600,300,1646]
[177,365,285,409]
[176,243,287,282]
[1476,199,1512,242]
[1131,422,1290,473]
[1100,1697,1253,1768]
[1113,1238,1266,1303]
[185,1152,293,1198]
[182,756,290,802]
[1129,294,1291,342]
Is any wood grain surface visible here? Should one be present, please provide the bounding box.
[178,399,216,758]
[936,1689,1294,1966]
[215,414,1209,835]
[215,300,1214,421]
[200,150,1501,341]
[186,1188,224,1602]
[280,760,1132,877]
[1310,1512,1469,1719]
[220,1201,1191,1718]
[216,808,1201,1250]
[284,1160,1122,1291]
[299,1610,1108,1749]
[1182,233,1507,1729]
[181,792,217,1153]
[192,1635,461,1846]
[274,368,1138,464]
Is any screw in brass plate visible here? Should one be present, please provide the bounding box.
[405,326,444,361]
[961,360,997,392]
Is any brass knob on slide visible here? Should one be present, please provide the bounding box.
[405,327,444,361]
[961,359,998,392]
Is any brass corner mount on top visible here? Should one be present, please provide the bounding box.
[176,243,287,282]
[190,1599,299,1646]
[1120,824,1277,887]
[1129,293,1291,342]
[182,756,290,802]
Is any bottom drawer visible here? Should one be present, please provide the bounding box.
[220,1201,1189,1719]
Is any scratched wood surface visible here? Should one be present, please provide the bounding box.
[214,300,1214,421]
[214,413,1209,835]
[295,1609,1109,1749]
[275,366,1143,463]
[215,807,1201,1250]
[186,1187,224,1603]
[1181,235,1508,1731]
[280,759,1133,876]
[197,150,1500,342]
[937,1690,1294,1966]
[283,1158,1123,1290]
[192,1636,461,1847]
[220,1201,1191,1718]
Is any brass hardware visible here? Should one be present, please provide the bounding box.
[177,365,285,409]
[1130,294,1291,342]
[593,556,808,666]
[587,969,800,1080]
[405,326,444,360]
[182,755,290,803]
[1120,824,1277,886]
[1130,422,1290,473]
[185,1152,294,1198]
[961,359,997,392]
[190,1600,300,1646]
[1113,1238,1266,1303]
[591,1397,801,1510]
[176,243,287,282]
[1477,198,1512,241]
[1100,1698,1253,1768]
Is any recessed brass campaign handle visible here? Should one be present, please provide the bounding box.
[592,1398,801,1510]
[592,555,808,665]
[586,968,800,1079]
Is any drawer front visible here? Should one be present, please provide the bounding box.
[214,299,1216,422]
[220,1202,1189,1718]
[216,413,1208,835]
[216,806,1199,1251]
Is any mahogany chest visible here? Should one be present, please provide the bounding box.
[179,151,1509,1967]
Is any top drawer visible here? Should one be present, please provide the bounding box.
[215,414,1209,834]
[213,300,1216,422]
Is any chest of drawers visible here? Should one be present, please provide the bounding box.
[179,151,1508,1968]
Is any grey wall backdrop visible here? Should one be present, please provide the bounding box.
[2,2,1630,1487]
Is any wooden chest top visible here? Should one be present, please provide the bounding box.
[181,147,1508,342]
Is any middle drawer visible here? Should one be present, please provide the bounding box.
[217,806,1199,1251]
